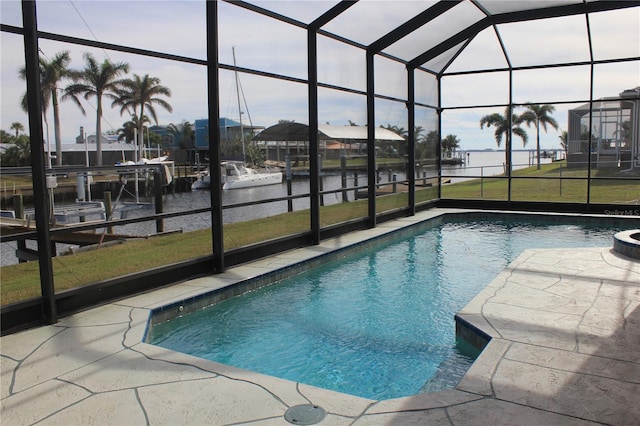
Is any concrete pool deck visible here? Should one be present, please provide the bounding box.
[1,209,639,425]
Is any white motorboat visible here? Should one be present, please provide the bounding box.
[221,161,282,190]
[190,162,282,190]
[191,172,210,190]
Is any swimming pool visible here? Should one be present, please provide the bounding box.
[147,215,622,400]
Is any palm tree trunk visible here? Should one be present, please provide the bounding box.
[138,108,145,161]
[96,97,103,166]
[536,121,541,170]
[42,114,51,168]
[505,135,511,173]
[138,122,144,161]
[52,90,62,166]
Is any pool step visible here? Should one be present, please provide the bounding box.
[419,351,473,393]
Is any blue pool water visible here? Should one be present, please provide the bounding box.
[148,218,621,400]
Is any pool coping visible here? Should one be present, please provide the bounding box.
[2,208,639,425]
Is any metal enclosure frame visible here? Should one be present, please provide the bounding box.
[1,0,639,333]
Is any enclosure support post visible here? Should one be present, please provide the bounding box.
[437,78,443,199]
[507,69,513,207]
[366,50,377,228]
[407,66,416,214]
[285,155,293,212]
[22,0,57,324]
[307,28,320,245]
[154,169,164,233]
[206,0,224,272]
[341,156,348,203]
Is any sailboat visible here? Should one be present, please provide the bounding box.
[191,48,282,191]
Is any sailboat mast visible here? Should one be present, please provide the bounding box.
[232,46,246,162]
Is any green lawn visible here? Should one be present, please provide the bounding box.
[1,200,375,304]
[442,161,639,203]
[1,161,637,305]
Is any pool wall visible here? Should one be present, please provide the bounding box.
[455,315,492,353]
[613,229,640,259]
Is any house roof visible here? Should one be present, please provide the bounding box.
[59,143,136,153]
[571,87,640,113]
[253,123,405,142]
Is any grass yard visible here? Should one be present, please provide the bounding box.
[1,160,637,305]
[442,161,639,203]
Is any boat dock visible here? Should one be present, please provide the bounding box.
[1,211,129,263]
[355,177,450,199]
[0,198,163,264]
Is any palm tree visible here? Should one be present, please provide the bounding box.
[441,134,461,158]
[0,129,12,143]
[416,130,439,160]
[117,119,137,144]
[413,126,428,159]
[0,134,31,167]
[167,121,194,149]
[19,51,72,166]
[480,107,528,171]
[519,104,559,169]
[380,124,407,157]
[64,53,129,166]
[381,124,408,139]
[10,122,24,137]
[117,115,150,144]
[559,130,568,160]
[113,74,172,160]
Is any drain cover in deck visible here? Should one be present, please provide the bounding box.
[284,404,327,425]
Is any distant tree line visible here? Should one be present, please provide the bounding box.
[0,125,30,167]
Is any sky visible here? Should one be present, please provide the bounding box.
[1,0,638,152]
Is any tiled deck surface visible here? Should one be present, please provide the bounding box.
[1,210,639,425]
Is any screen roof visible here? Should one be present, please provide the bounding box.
[234,0,639,74]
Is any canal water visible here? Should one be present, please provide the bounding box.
[0,151,550,266]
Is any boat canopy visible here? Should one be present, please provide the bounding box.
[252,122,405,142]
